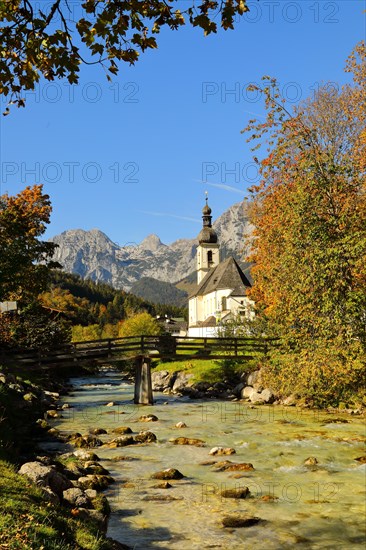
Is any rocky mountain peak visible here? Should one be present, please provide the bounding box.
[50,200,252,291]
[138,234,165,251]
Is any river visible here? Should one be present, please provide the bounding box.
[53,370,366,549]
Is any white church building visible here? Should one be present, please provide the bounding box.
[188,197,254,337]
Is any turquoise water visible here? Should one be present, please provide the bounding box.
[54,371,366,549]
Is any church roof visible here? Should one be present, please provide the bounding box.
[190,256,251,298]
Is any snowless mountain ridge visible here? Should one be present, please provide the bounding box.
[50,201,253,291]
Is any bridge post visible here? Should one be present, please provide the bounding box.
[134,355,154,405]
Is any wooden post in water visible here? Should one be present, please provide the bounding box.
[134,355,154,405]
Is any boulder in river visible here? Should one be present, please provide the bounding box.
[175,422,187,428]
[139,414,159,422]
[104,435,135,448]
[77,474,114,490]
[73,450,100,461]
[112,426,133,435]
[71,435,103,448]
[151,468,184,480]
[221,487,250,499]
[214,461,254,472]
[209,447,236,456]
[152,481,172,489]
[134,431,157,443]
[304,457,318,467]
[170,437,205,446]
[222,515,261,528]
[90,428,107,435]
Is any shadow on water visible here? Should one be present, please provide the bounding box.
[108,509,187,549]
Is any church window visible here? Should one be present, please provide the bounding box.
[221,296,227,311]
[207,250,213,265]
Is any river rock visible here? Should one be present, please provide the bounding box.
[71,435,103,448]
[77,508,106,528]
[260,494,279,501]
[233,382,245,397]
[209,447,236,456]
[78,474,114,490]
[36,418,50,429]
[63,488,91,508]
[152,482,172,489]
[84,489,98,499]
[41,487,60,505]
[260,388,274,403]
[247,370,263,392]
[241,386,254,399]
[112,426,133,435]
[249,391,266,404]
[90,428,108,435]
[104,435,135,448]
[172,372,194,393]
[304,457,318,467]
[19,462,73,496]
[46,409,60,418]
[105,402,116,407]
[222,515,261,528]
[214,461,254,472]
[139,414,158,422]
[151,370,173,391]
[73,450,100,461]
[134,431,157,443]
[84,461,110,475]
[283,394,297,406]
[175,422,187,428]
[221,487,250,499]
[170,437,205,446]
[151,468,184,480]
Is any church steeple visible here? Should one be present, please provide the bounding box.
[196,193,220,284]
[198,192,218,244]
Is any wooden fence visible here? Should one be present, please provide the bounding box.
[0,335,278,369]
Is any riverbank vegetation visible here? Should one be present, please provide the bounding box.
[242,42,366,408]
[0,366,123,549]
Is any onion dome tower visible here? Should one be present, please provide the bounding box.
[196,193,220,284]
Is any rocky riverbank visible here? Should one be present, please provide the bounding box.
[151,367,365,413]
[0,366,130,549]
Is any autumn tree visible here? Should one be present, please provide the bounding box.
[242,42,366,406]
[0,185,59,303]
[0,0,249,112]
[118,312,162,337]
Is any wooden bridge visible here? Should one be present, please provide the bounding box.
[0,335,277,405]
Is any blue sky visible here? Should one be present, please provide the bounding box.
[1,1,365,246]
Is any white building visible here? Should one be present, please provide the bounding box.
[188,197,253,337]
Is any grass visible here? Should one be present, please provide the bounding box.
[152,357,258,384]
[0,460,113,550]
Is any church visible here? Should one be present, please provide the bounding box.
[188,196,254,337]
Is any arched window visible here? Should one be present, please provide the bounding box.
[221,296,227,311]
[207,250,213,266]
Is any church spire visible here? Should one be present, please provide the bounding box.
[198,192,217,244]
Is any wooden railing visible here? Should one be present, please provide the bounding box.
[0,335,279,369]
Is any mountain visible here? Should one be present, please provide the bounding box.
[130,277,188,307]
[50,201,253,291]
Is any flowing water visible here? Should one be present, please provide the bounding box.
[54,370,366,549]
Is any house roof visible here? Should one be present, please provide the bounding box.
[190,256,251,298]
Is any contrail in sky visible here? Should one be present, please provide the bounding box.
[137,210,201,223]
[195,180,246,195]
